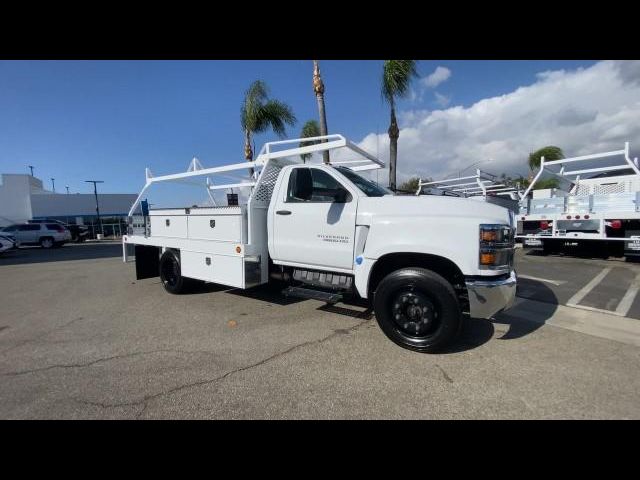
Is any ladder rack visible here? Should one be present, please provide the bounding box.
[416,169,521,198]
[128,134,384,216]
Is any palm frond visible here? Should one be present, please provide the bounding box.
[241,80,269,131]
[528,146,564,171]
[382,60,418,104]
[256,100,297,138]
[299,120,321,161]
[300,120,321,144]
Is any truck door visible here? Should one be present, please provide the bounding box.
[272,166,358,271]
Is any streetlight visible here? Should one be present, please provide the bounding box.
[457,158,492,177]
[51,178,56,192]
[442,159,492,180]
[28,165,34,176]
[65,185,70,194]
[85,180,104,236]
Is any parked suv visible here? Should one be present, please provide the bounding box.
[0,223,71,248]
[28,219,89,242]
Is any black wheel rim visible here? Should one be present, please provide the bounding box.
[390,286,440,338]
[161,256,179,287]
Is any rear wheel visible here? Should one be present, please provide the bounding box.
[40,237,54,249]
[160,250,190,294]
[373,268,462,353]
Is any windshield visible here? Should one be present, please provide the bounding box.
[334,166,392,197]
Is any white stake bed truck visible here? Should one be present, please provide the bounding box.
[517,142,640,257]
[122,135,516,352]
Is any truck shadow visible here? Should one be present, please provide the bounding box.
[525,247,614,260]
[224,283,307,306]
[222,280,559,353]
[441,279,559,353]
[491,278,559,338]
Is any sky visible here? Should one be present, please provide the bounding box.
[1,59,639,205]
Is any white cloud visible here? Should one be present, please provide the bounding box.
[355,61,640,184]
[422,66,452,88]
[434,92,451,108]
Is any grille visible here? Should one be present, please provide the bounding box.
[593,183,624,195]
[253,161,283,205]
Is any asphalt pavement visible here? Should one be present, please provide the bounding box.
[1,242,639,419]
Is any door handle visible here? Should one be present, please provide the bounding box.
[276,210,292,215]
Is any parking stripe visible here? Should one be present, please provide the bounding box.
[566,267,611,306]
[517,274,566,286]
[615,271,640,317]
[564,303,626,317]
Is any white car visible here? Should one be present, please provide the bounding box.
[0,223,71,248]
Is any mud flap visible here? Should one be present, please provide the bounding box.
[135,245,160,279]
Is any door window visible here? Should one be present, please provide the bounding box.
[18,224,40,231]
[286,168,351,203]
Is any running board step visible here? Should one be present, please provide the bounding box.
[283,286,343,304]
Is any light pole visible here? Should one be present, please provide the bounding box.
[28,165,34,176]
[458,158,492,177]
[51,178,56,192]
[85,180,104,236]
[65,185,70,194]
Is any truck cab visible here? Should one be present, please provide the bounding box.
[123,135,516,353]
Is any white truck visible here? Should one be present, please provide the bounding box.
[517,142,640,257]
[122,135,516,352]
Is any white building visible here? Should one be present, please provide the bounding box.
[0,173,137,229]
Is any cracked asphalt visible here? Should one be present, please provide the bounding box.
[1,243,640,419]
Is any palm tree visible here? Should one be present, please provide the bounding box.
[524,146,564,191]
[241,80,296,176]
[528,146,564,172]
[313,60,330,164]
[299,120,321,163]
[382,60,418,191]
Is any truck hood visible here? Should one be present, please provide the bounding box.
[356,195,512,226]
[355,195,514,277]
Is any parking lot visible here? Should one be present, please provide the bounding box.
[1,242,640,419]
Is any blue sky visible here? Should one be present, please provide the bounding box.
[0,60,599,197]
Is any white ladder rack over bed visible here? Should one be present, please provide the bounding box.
[416,169,521,199]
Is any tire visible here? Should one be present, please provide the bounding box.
[40,237,54,249]
[373,268,461,353]
[159,250,194,294]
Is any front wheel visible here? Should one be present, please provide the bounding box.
[373,268,462,353]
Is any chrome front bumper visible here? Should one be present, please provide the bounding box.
[465,270,517,319]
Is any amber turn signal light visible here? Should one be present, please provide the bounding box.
[480,252,496,265]
[480,230,498,242]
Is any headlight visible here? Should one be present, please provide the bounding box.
[479,224,514,270]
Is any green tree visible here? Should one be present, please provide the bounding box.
[241,80,296,176]
[528,146,564,172]
[382,60,418,191]
[525,146,564,192]
[398,176,423,194]
[534,178,560,189]
[299,120,321,163]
